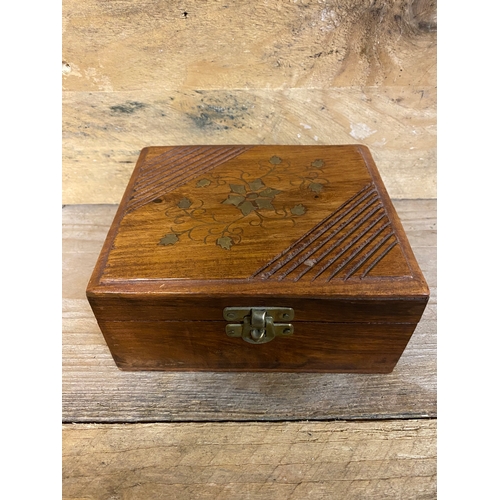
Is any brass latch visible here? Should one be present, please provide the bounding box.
[223,307,294,344]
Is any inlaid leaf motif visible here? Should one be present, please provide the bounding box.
[177,197,192,209]
[230,184,246,195]
[217,236,233,250]
[158,152,329,250]
[248,178,265,191]
[196,178,211,188]
[255,198,274,210]
[238,201,256,216]
[309,183,324,193]
[159,233,179,246]
[223,195,245,206]
[259,187,281,198]
[291,204,307,216]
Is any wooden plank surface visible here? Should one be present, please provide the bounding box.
[62,0,436,203]
[62,200,436,422]
[62,0,436,91]
[63,88,436,204]
[62,420,436,500]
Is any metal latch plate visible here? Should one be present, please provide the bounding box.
[223,307,294,323]
[223,307,294,344]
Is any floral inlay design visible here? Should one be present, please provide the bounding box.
[159,155,329,250]
[222,179,282,216]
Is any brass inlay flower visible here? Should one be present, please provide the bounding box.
[159,155,327,250]
[222,179,282,216]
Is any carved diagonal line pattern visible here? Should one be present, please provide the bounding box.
[252,184,400,282]
[126,146,253,213]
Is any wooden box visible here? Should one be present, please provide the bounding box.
[87,145,429,373]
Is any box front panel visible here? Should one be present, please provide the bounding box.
[97,319,417,373]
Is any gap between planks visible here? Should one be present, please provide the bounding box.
[64,416,437,425]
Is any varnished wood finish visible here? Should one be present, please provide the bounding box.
[88,295,427,323]
[87,146,429,372]
[92,145,425,286]
[98,320,416,373]
[64,200,436,420]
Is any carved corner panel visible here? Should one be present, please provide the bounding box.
[252,184,411,281]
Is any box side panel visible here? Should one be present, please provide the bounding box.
[96,320,417,373]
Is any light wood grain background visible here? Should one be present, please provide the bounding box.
[62,0,436,204]
[62,1,437,497]
[63,420,436,499]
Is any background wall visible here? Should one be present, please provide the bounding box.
[62,0,436,204]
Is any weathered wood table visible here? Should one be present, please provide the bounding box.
[62,200,436,499]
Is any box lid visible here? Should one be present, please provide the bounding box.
[87,145,428,320]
